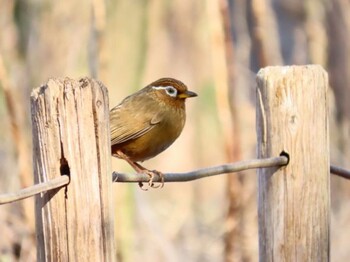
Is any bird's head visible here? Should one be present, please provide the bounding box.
[148,78,197,106]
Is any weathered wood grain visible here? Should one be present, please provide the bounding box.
[31,78,115,262]
[256,65,330,261]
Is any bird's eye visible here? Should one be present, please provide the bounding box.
[165,86,177,97]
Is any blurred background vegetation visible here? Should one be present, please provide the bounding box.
[0,0,349,261]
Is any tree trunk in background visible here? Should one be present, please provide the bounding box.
[231,0,260,260]
[327,0,350,261]
[304,0,328,66]
[0,1,35,260]
[250,0,283,67]
[207,0,246,261]
[90,0,107,79]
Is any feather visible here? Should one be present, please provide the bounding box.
[110,89,162,146]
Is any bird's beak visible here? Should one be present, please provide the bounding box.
[178,90,198,99]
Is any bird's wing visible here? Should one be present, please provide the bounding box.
[110,95,162,146]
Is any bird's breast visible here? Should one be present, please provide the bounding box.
[115,107,186,162]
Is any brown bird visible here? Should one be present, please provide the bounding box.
[110,78,197,189]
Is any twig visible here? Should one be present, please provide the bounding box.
[113,156,289,183]
[331,165,350,179]
[0,176,69,205]
[2,158,350,205]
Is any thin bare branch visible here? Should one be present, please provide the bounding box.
[331,165,350,180]
[113,156,289,183]
[0,176,69,205]
[2,158,350,206]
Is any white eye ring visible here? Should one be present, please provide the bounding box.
[152,86,177,97]
[164,86,177,97]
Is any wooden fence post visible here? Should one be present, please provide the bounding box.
[31,78,115,261]
[256,65,330,261]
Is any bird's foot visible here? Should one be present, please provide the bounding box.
[151,170,164,188]
[136,169,164,190]
[141,169,164,189]
[114,152,164,190]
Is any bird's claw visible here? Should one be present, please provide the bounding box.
[152,170,164,188]
[147,170,164,188]
[138,182,148,191]
[137,170,164,189]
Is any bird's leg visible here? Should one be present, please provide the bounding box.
[115,151,164,189]
[131,162,165,189]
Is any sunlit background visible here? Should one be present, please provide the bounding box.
[0,0,349,261]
